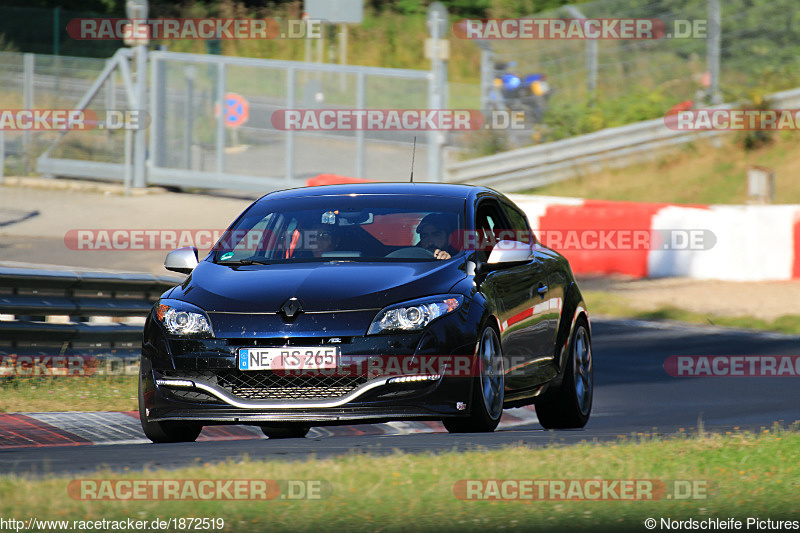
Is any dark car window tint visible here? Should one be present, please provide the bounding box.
[474,200,510,259]
[501,202,534,244]
[213,195,465,263]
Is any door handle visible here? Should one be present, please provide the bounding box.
[537,284,548,296]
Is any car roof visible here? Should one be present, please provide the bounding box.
[258,182,501,203]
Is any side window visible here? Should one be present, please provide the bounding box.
[501,202,534,244]
[475,200,510,259]
[222,213,275,261]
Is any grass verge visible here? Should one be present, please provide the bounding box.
[525,133,800,204]
[1,427,799,532]
[0,375,137,413]
[584,290,800,335]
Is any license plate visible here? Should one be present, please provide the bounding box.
[238,347,339,371]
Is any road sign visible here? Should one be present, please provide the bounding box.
[425,38,450,60]
[304,0,364,24]
[223,93,249,129]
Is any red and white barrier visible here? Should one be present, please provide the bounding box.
[511,195,800,281]
[304,175,800,281]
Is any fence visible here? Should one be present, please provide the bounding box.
[3,0,800,192]
[145,51,435,189]
[470,0,800,144]
[0,52,110,179]
[0,49,441,191]
[446,86,800,191]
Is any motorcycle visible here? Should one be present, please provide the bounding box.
[489,61,553,146]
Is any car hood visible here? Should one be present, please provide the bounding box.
[170,259,466,313]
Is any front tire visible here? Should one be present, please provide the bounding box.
[535,316,593,429]
[444,325,504,433]
[138,373,202,443]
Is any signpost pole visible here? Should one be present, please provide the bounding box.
[125,0,149,189]
[426,2,448,182]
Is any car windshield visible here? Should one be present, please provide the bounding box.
[212,194,466,263]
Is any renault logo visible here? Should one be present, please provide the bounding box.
[279,297,303,321]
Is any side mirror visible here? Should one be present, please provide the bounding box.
[486,240,533,266]
[165,246,198,274]
[473,240,532,285]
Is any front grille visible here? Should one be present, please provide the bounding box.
[160,370,368,401]
[232,385,358,400]
[169,389,220,404]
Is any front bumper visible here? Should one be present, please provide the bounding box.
[141,311,480,426]
[143,378,473,425]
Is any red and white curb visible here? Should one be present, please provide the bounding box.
[0,407,541,448]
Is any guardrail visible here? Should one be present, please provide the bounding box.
[444,87,800,192]
[0,265,182,354]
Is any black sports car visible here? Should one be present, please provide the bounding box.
[139,183,592,442]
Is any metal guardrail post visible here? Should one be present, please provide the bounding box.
[183,66,195,170]
[286,66,296,184]
[586,39,598,103]
[151,54,167,169]
[356,71,366,178]
[0,129,5,184]
[707,0,721,104]
[216,61,226,176]
[426,3,448,182]
[124,127,132,195]
[23,53,34,175]
[480,48,493,111]
[562,6,596,104]
[105,68,115,113]
[133,44,148,187]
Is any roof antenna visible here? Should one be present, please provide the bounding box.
[409,136,416,183]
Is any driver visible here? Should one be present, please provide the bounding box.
[416,213,458,260]
[310,223,339,257]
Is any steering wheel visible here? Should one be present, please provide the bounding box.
[385,246,436,259]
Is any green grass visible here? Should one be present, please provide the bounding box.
[1,427,799,531]
[526,133,800,204]
[584,290,800,335]
[0,375,137,413]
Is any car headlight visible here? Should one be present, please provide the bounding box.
[155,300,213,337]
[367,295,464,335]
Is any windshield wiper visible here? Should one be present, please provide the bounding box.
[219,257,272,266]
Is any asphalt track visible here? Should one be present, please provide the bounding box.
[1,318,798,476]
